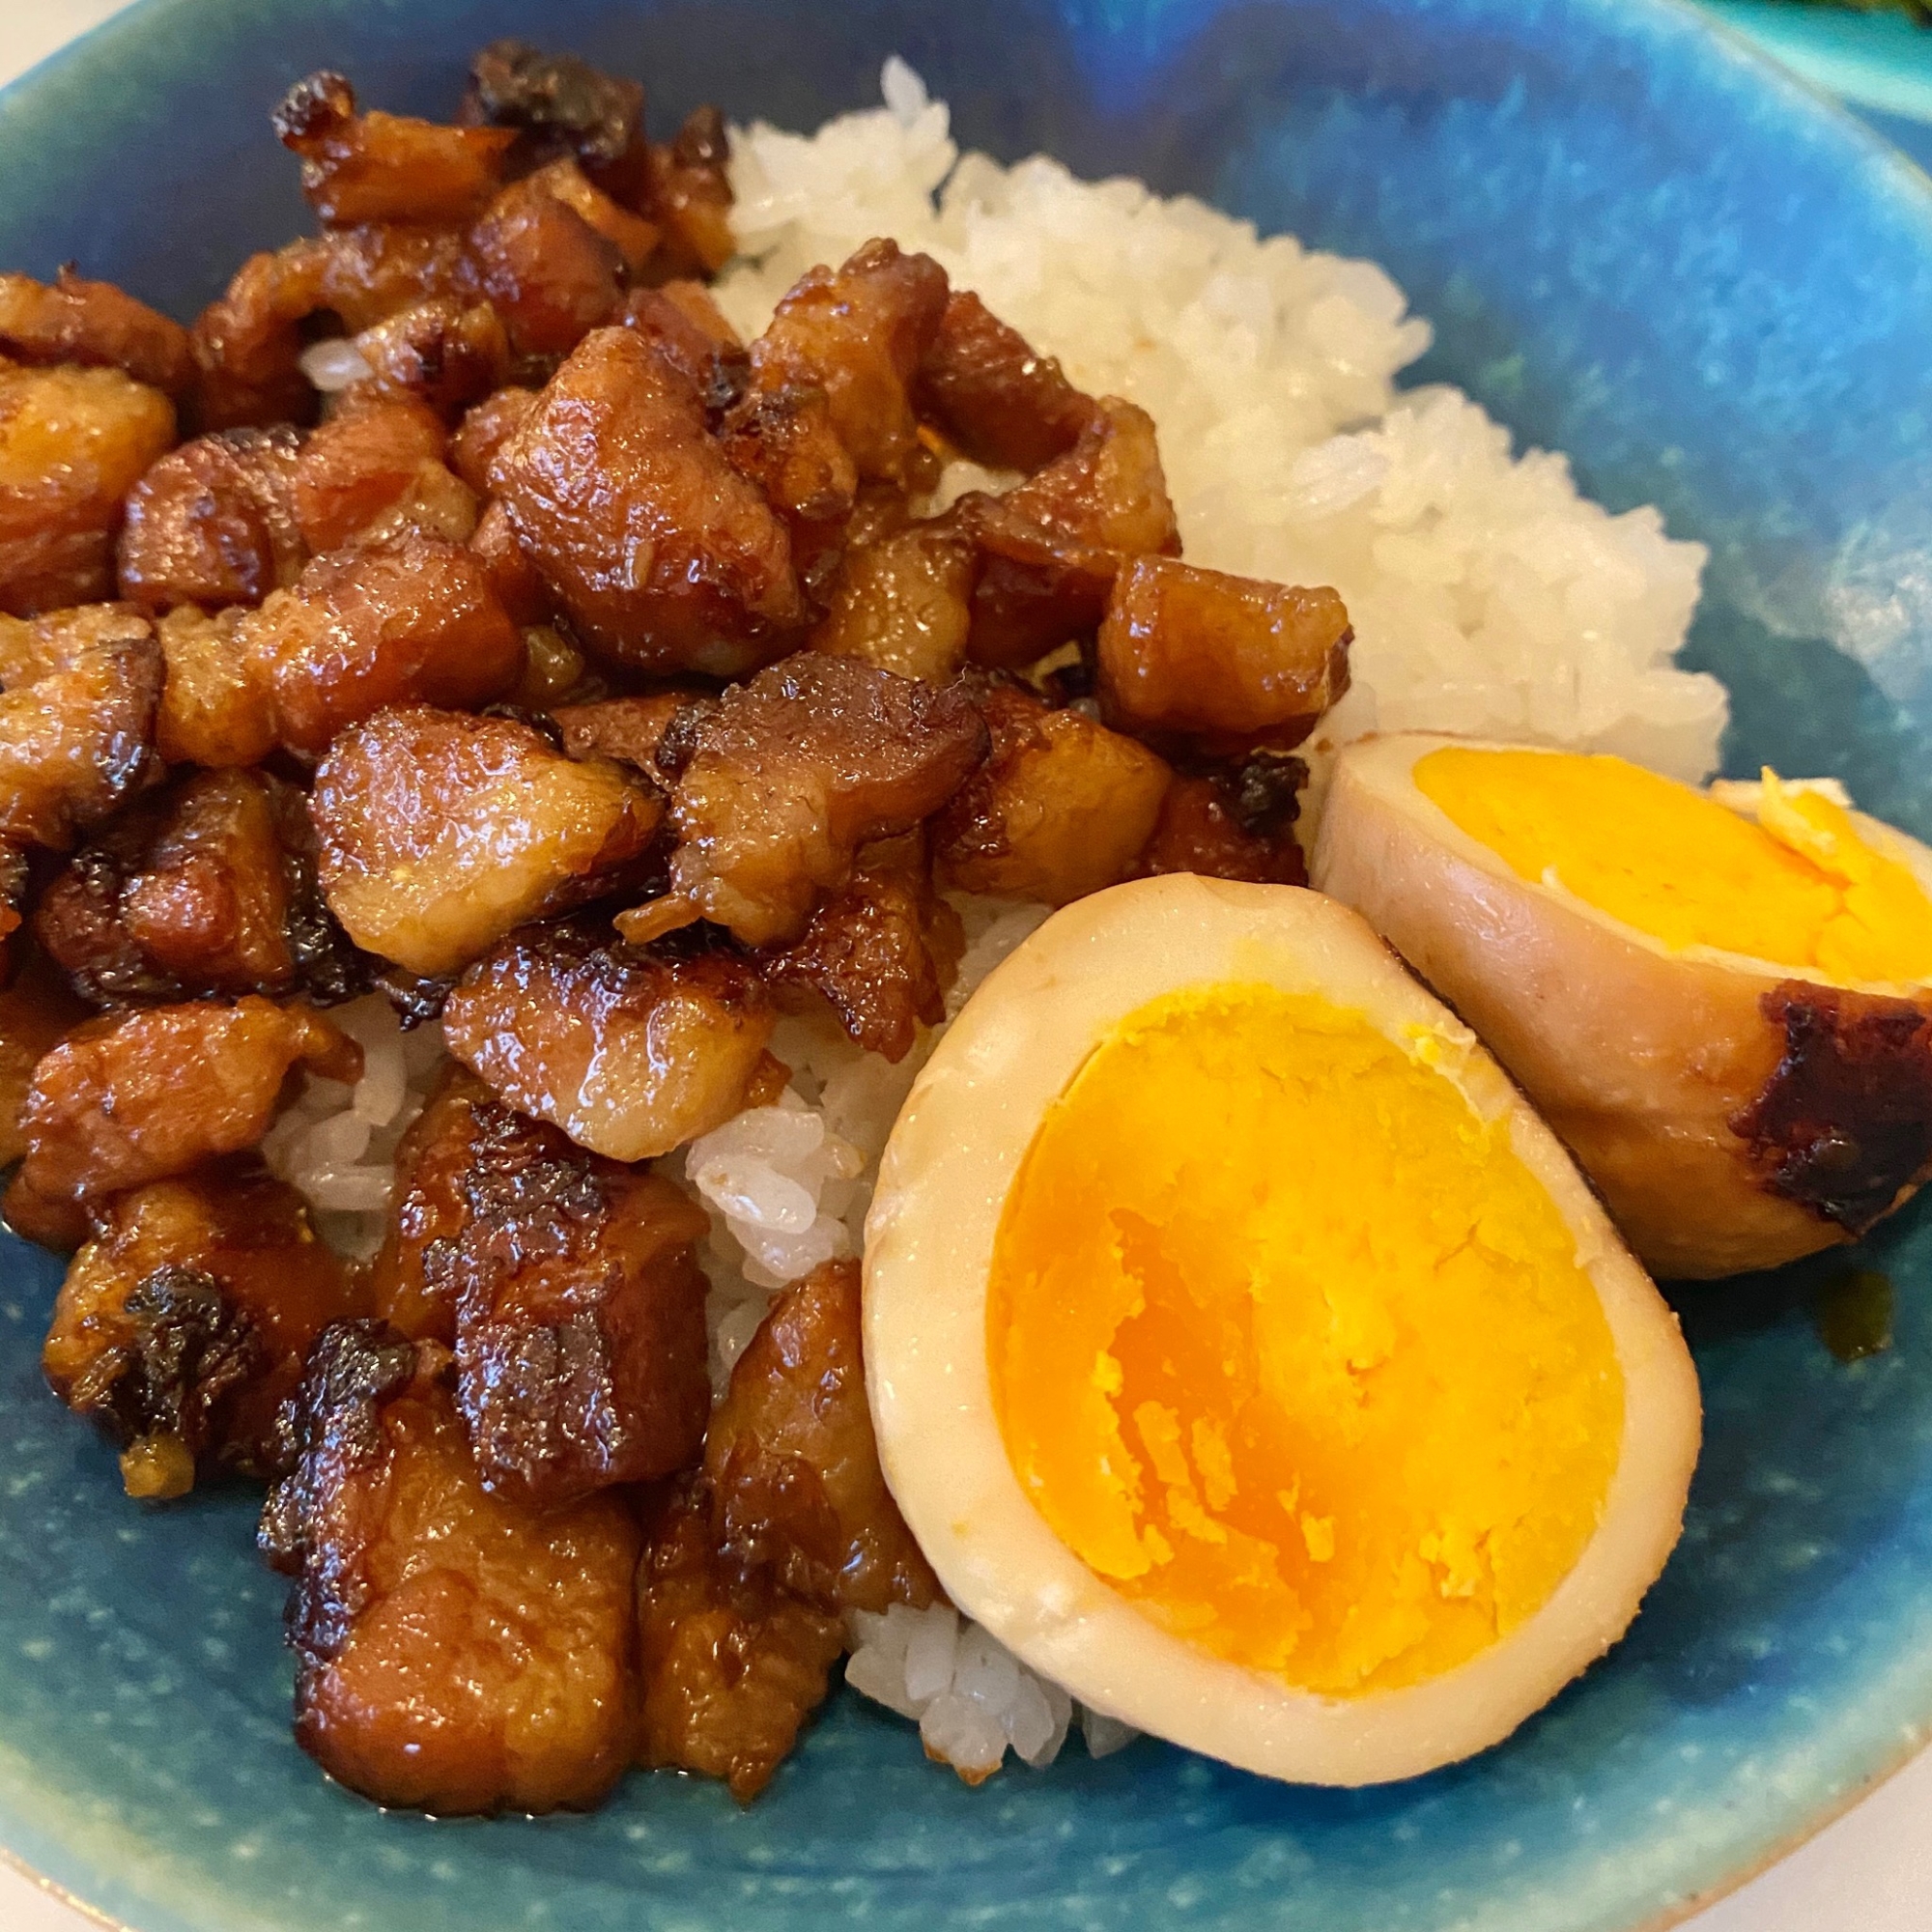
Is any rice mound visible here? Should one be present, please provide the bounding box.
[719,57,1727,791]
[272,62,1740,1784]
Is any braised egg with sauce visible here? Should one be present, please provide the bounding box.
[1313,735,1932,1279]
[864,875,1699,1784]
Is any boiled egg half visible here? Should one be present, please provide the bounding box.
[865,875,1698,1784]
[1313,736,1932,1279]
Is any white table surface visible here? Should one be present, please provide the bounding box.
[1,2,1929,1927]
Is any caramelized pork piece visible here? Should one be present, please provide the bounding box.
[493,327,806,674]
[154,606,276,767]
[664,653,987,946]
[449,384,538,493]
[291,394,449,554]
[707,1258,941,1615]
[961,397,1180,668]
[467,170,626,363]
[0,836,22,968]
[617,283,746,415]
[368,1061,489,1343]
[449,1101,711,1502]
[917,290,1096,472]
[810,521,977,683]
[16,995,358,1211]
[43,1160,367,1497]
[741,240,949,486]
[261,1324,639,1814]
[116,427,306,612]
[756,836,960,1062]
[0,952,86,1165]
[0,603,161,848]
[190,226,472,431]
[523,158,661,273]
[0,362,176,614]
[467,497,553,625]
[35,767,361,1006]
[1096,556,1350,753]
[442,923,775,1160]
[1138,759,1309,887]
[274,71,516,228]
[932,679,1171,904]
[715,382,857,595]
[552,693,686,772]
[640,106,736,280]
[311,704,661,975]
[242,529,522,755]
[0,269,193,394]
[636,1478,845,1803]
[349,298,511,418]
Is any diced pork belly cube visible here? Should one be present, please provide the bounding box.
[441,922,774,1162]
[261,1324,640,1814]
[310,704,661,975]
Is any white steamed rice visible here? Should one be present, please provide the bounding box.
[272,60,1738,1783]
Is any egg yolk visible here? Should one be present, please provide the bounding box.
[986,984,1623,1697]
[1415,748,1932,983]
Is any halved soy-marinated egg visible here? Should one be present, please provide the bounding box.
[864,875,1698,1784]
[1313,735,1932,1279]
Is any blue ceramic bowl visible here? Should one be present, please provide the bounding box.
[4,2,1932,1928]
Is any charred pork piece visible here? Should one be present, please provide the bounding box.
[189,226,473,432]
[635,1478,845,1803]
[368,1061,490,1344]
[311,704,661,977]
[639,106,736,280]
[960,397,1180,669]
[43,1159,367,1498]
[493,327,806,675]
[0,604,161,849]
[552,692,688,773]
[466,169,629,365]
[447,1099,711,1502]
[755,834,960,1063]
[737,240,949,488]
[809,520,978,684]
[449,384,539,493]
[274,71,516,229]
[14,996,359,1218]
[0,269,193,395]
[441,922,775,1161]
[116,427,306,612]
[154,607,276,768]
[0,361,176,615]
[347,298,511,419]
[915,290,1097,473]
[1094,555,1351,754]
[663,653,987,947]
[932,677,1171,904]
[705,1259,941,1617]
[261,1324,640,1814]
[0,952,86,1166]
[36,768,362,1007]
[462,40,644,178]
[1138,757,1310,887]
[241,530,523,756]
[290,393,451,554]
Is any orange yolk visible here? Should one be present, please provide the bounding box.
[1415,748,1932,984]
[986,984,1623,1697]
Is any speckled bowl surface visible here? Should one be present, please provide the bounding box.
[3,1,1932,1928]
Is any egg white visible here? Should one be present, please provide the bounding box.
[864,874,1700,1785]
